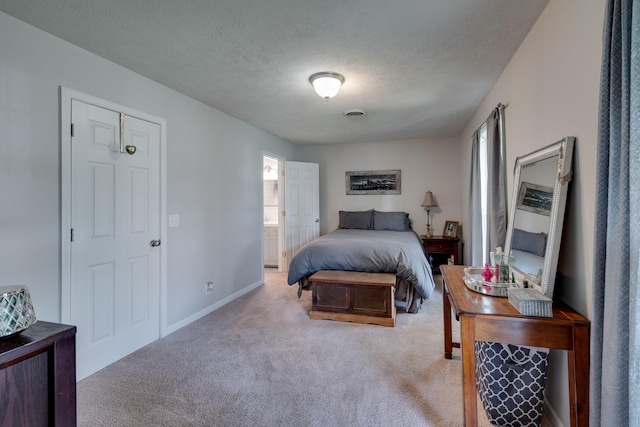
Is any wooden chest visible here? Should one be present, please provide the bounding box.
[308,270,396,327]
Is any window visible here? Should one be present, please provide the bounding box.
[468,106,507,266]
[478,122,489,260]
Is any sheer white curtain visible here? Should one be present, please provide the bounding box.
[468,106,508,266]
[591,1,640,425]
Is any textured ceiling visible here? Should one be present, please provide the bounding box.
[0,0,549,145]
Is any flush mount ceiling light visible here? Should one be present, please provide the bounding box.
[309,72,345,100]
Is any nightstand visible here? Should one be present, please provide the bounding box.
[421,235,462,274]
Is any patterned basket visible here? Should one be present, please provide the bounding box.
[0,286,37,337]
[475,341,549,427]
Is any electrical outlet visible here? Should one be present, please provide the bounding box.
[205,282,213,295]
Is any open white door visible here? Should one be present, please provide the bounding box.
[283,161,319,271]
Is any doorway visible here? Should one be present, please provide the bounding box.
[263,154,281,271]
[261,156,319,273]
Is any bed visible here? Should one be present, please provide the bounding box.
[287,210,435,313]
[510,228,547,282]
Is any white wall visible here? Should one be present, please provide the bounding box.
[459,0,604,425]
[0,12,297,329]
[298,138,462,239]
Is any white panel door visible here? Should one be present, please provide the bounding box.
[284,161,319,271]
[71,100,160,379]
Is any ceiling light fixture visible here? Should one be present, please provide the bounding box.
[309,72,345,100]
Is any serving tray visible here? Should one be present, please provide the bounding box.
[462,267,519,297]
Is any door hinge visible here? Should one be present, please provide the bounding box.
[70,228,74,242]
[282,210,286,217]
[70,123,74,137]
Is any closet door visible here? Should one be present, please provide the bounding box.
[70,100,161,379]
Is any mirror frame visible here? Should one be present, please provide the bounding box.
[504,137,574,298]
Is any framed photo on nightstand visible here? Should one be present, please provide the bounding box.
[443,221,459,238]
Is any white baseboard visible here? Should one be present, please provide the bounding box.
[162,279,264,336]
[545,398,565,427]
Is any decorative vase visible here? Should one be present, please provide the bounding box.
[1,285,37,337]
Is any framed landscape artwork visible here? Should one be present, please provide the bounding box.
[345,170,401,195]
[516,181,554,216]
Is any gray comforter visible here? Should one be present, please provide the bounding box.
[287,229,435,313]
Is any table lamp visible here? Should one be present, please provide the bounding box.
[421,191,438,237]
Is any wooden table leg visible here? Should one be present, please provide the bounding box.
[443,281,453,359]
[460,315,477,426]
[567,323,590,427]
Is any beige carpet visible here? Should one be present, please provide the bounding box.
[77,272,552,426]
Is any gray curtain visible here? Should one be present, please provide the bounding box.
[591,1,640,426]
[468,107,508,266]
[469,130,483,265]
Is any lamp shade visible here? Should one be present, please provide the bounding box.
[421,191,438,208]
[309,72,345,100]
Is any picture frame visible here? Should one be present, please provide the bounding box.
[443,220,459,238]
[516,181,554,216]
[345,170,401,195]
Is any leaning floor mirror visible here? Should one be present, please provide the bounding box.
[504,137,574,298]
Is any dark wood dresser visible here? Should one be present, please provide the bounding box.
[0,321,77,426]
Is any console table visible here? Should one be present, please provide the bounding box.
[0,321,77,426]
[440,265,590,427]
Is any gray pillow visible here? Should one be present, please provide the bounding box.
[338,210,373,229]
[372,210,411,231]
[511,228,547,257]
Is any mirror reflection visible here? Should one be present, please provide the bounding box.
[509,156,557,281]
[505,137,574,298]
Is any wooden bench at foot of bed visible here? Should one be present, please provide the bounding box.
[308,270,396,327]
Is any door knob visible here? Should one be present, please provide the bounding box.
[150,239,161,247]
[125,145,137,155]
[315,218,320,223]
